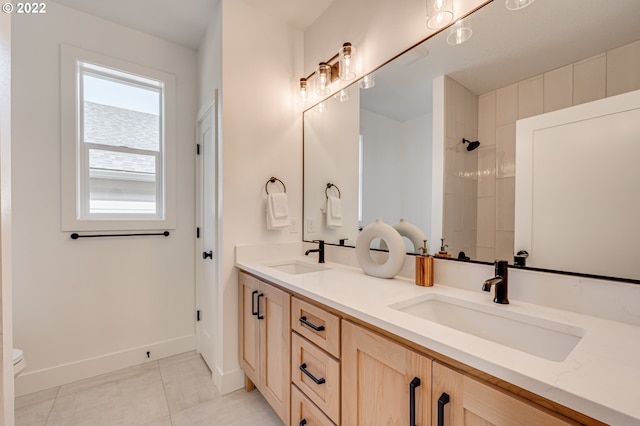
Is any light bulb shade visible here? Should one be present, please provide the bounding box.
[315,62,332,96]
[297,78,310,108]
[338,42,356,81]
[334,88,350,103]
[505,0,536,10]
[426,0,454,30]
[446,19,472,45]
[315,100,328,113]
[359,73,375,89]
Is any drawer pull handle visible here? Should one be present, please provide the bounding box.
[251,290,258,316]
[409,377,421,426]
[299,420,307,426]
[437,392,450,426]
[299,363,326,385]
[299,316,325,331]
[256,293,264,320]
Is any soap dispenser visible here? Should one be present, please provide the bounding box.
[434,238,451,258]
[415,240,434,287]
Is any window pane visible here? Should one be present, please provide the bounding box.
[83,73,160,151]
[88,149,157,215]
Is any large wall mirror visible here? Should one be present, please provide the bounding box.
[303,0,640,282]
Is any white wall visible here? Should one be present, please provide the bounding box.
[0,10,14,425]
[360,109,432,245]
[304,0,489,96]
[12,2,198,395]
[201,0,304,393]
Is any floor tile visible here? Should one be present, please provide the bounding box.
[57,361,160,398]
[141,416,173,426]
[47,371,169,426]
[15,399,54,426]
[15,352,282,426]
[15,387,59,410]
[171,389,283,426]
[160,353,218,414]
[157,351,200,369]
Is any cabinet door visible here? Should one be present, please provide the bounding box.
[260,282,291,425]
[432,362,577,426]
[342,321,432,425]
[239,272,260,386]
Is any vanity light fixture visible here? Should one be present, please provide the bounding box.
[297,78,311,108]
[359,72,375,89]
[334,88,350,103]
[447,19,472,45]
[314,100,329,113]
[426,0,454,30]
[315,62,332,96]
[505,0,536,10]
[297,42,358,104]
[338,42,356,81]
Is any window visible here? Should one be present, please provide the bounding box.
[81,64,163,217]
[61,45,176,231]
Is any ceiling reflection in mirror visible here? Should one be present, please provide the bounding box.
[303,0,640,281]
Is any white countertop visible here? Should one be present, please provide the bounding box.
[236,245,640,425]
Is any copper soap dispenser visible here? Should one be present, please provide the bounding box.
[415,240,434,287]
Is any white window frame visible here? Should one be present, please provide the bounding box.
[61,44,176,231]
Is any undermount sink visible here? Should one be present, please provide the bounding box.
[265,260,327,275]
[390,294,585,362]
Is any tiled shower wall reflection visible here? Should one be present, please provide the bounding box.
[443,76,478,260]
[446,39,640,263]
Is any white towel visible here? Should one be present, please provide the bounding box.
[267,193,290,230]
[326,196,343,228]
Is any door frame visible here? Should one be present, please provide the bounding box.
[195,93,219,374]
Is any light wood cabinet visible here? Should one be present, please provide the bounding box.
[342,321,432,425]
[291,297,341,426]
[291,297,341,358]
[292,384,336,426]
[292,332,340,423]
[239,272,291,425]
[238,269,601,426]
[431,361,577,426]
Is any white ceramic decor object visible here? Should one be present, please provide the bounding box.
[380,218,427,252]
[356,219,406,278]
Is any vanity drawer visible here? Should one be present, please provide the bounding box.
[292,332,340,424]
[291,384,336,426]
[292,297,340,358]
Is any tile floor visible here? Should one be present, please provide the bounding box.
[15,351,284,426]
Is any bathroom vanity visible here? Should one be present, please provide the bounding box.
[236,243,640,426]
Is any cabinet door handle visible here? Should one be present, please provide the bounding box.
[299,316,325,331]
[256,293,264,320]
[251,290,259,316]
[299,363,326,385]
[299,420,307,426]
[409,377,421,426]
[437,392,450,426]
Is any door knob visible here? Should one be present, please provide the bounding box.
[202,250,213,259]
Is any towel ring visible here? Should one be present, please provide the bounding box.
[265,177,286,194]
[325,183,341,199]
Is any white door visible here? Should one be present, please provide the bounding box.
[195,100,216,371]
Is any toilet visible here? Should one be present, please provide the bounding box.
[13,348,26,377]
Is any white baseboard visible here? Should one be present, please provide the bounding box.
[214,365,244,395]
[15,335,195,397]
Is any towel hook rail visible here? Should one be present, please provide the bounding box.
[71,231,170,240]
[265,177,286,194]
[325,183,341,199]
